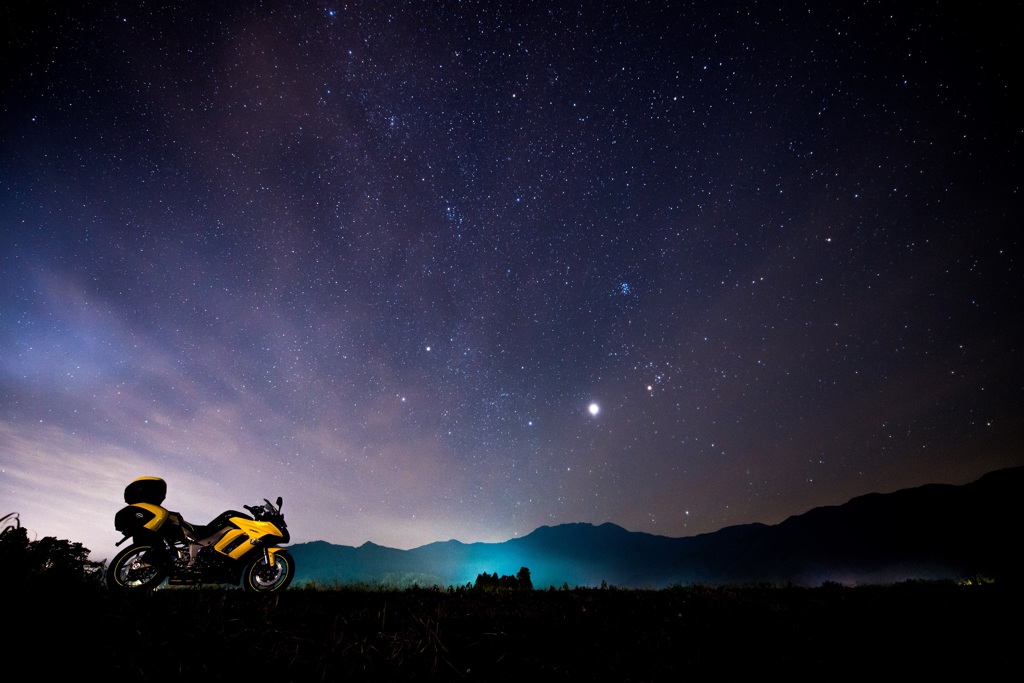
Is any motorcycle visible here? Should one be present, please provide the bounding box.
[107,477,295,592]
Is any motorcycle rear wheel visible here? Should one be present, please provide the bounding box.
[242,549,294,592]
[107,543,168,590]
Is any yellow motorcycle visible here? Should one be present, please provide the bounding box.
[107,477,294,592]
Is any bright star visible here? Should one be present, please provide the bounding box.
[588,403,600,416]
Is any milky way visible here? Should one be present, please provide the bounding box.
[2,1,1020,560]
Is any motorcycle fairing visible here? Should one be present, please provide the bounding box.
[212,515,287,560]
[264,546,286,566]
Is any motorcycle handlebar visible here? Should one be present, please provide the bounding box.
[243,500,282,516]
[243,498,283,518]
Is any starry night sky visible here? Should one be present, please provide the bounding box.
[2,1,1021,560]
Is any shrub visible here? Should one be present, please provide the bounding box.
[0,514,104,586]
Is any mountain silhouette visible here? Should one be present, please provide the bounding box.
[291,465,1023,587]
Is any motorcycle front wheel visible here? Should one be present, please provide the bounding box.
[242,549,294,592]
[107,543,168,590]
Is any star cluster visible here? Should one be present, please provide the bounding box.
[1,1,1020,558]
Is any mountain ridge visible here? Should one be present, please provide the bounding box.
[291,465,1024,588]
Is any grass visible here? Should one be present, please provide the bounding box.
[4,580,1018,681]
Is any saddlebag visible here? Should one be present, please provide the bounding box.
[114,503,189,543]
[115,503,170,536]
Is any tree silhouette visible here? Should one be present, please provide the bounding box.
[0,518,30,581]
[473,567,533,591]
[517,566,533,590]
[0,513,103,585]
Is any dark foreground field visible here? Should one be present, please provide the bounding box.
[6,581,1017,681]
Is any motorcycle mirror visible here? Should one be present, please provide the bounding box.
[276,496,283,509]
